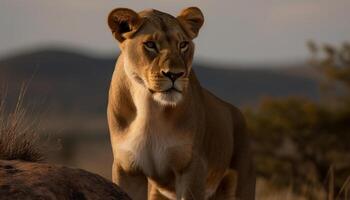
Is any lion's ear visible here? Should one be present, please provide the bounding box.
[177,7,204,39]
[108,8,143,42]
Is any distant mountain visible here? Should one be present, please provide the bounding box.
[0,48,320,116]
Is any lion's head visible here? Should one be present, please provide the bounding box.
[108,7,204,106]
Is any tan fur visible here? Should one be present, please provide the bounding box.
[107,7,255,200]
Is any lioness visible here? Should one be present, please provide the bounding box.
[107,7,255,200]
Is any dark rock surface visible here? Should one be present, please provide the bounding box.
[0,160,131,200]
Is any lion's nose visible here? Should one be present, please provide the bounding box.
[162,71,184,82]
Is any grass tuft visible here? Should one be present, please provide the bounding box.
[0,83,44,162]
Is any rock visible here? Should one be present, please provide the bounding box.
[0,160,131,200]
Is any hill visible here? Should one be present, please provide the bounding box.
[0,48,320,112]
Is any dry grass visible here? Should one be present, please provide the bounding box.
[257,167,350,200]
[325,166,350,200]
[256,179,324,200]
[0,84,43,162]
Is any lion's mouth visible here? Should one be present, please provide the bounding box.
[133,76,179,94]
[148,86,182,94]
[164,87,182,93]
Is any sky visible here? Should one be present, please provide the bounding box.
[0,0,349,65]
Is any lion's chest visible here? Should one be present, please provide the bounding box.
[116,115,193,178]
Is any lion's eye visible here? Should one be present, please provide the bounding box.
[143,41,157,52]
[179,41,189,52]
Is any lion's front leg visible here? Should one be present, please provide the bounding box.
[209,169,238,200]
[148,182,170,200]
[112,162,148,200]
[175,157,206,200]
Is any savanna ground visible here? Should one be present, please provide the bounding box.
[1,42,349,200]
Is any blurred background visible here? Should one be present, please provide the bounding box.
[1,0,350,199]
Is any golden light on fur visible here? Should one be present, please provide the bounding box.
[107,7,256,200]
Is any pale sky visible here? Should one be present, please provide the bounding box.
[0,0,349,65]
